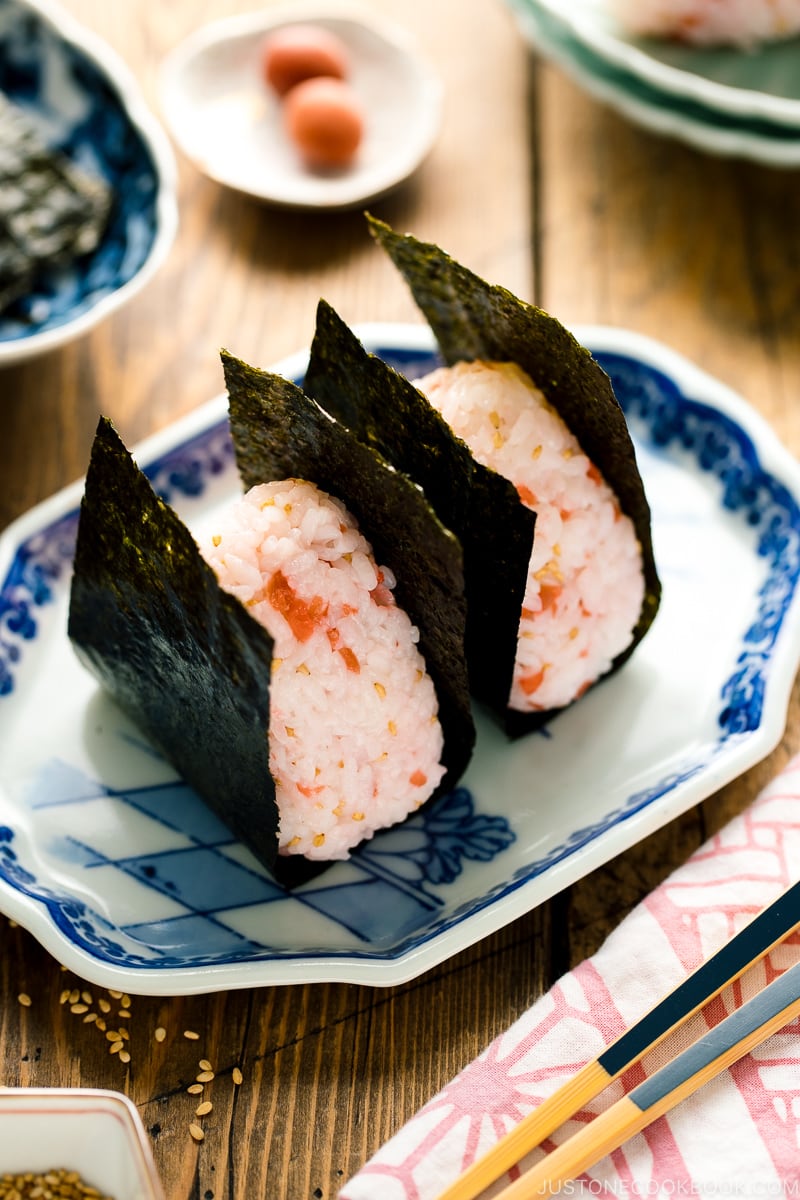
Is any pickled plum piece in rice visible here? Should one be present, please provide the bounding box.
[413,359,645,713]
[199,479,446,860]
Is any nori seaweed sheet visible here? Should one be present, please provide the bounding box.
[303,299,535,715]
[67,417,282,872]
[0,92,111,314]
[367,215,662,736]
[222,349,475,792]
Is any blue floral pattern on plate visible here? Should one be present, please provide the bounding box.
[1,326,799,992]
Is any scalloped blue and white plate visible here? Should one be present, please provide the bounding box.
[2,323,800,995]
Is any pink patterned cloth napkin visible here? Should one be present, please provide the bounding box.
[340,754,800,1198]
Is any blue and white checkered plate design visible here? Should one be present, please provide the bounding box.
[2,323,800,995]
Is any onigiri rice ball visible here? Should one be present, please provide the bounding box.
[414,360,645,714]
[609,0,800,45]
[200,477,446,860]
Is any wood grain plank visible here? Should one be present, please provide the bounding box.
[537,65,800,451]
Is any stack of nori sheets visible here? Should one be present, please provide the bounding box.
[0,91,111,313]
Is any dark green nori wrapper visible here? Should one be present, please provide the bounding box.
[303,299,535,715]
[367,215,661,735]
[0,92,111,314]
[67,417,282,871]
[222,348,475,792]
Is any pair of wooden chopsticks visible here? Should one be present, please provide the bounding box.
[438,878,800,1200]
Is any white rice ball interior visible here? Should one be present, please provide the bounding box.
[414,359,645,713]
[201,478,445,860]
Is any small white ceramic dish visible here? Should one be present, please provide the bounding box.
[531,0,800,127]
[159,5,443,210]
[507,0,800,167]
[2,323,800,993]
[0,1088,164,1200]
[0,0,178,366]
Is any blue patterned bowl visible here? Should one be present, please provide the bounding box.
[0,0,178,364]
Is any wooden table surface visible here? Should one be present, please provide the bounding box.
[3,1,800,1197]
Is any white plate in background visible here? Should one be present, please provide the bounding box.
[159,6,442,209]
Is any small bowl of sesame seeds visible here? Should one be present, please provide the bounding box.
[0,1088,164,1200]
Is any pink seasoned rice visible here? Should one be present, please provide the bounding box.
[414,360,645,714]
[200,478,445,860]
[609,0,800,46]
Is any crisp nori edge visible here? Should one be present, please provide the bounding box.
[222,348,475,792]
[367,215,662,735]
[67,417,283,872]
[303,298,536,715]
